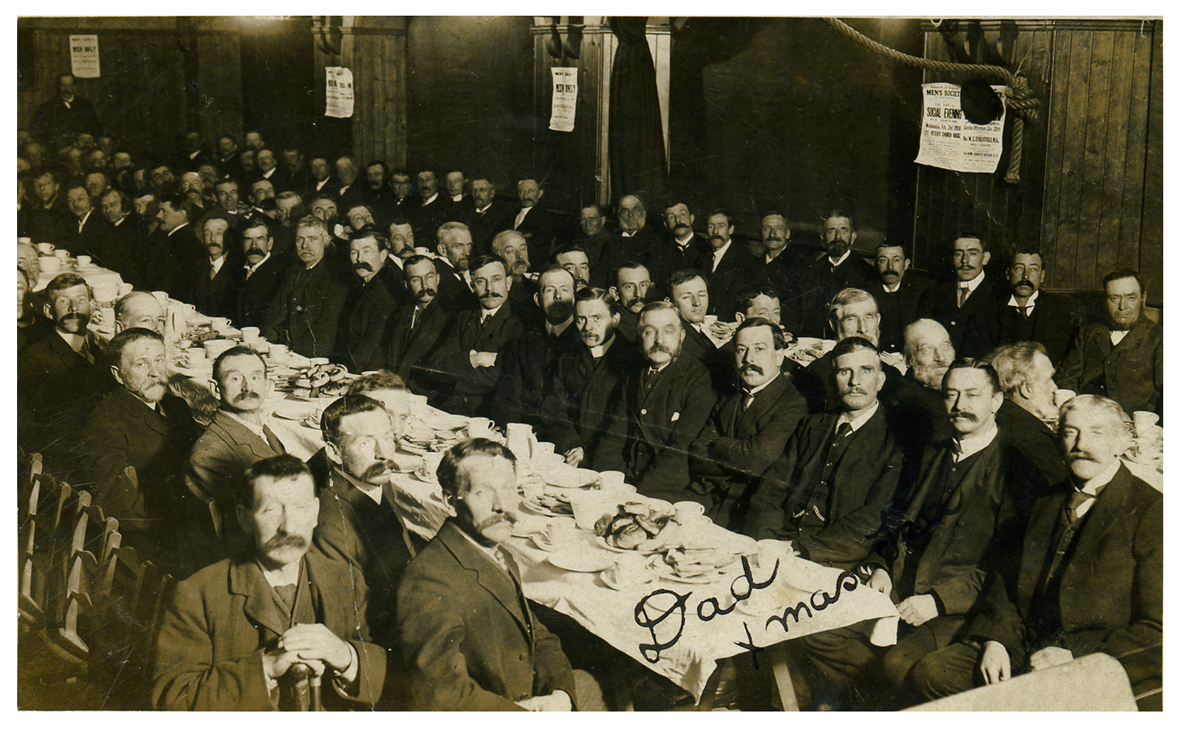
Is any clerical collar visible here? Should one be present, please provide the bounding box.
[1007,290,1040,309]
[952,422,998,462]
[881,281,902,294]
[958,270,986,292]
[827,250,851,268]
[839,399,879,433]
[422,193,438,206]
[339,468,384,506]
[589,334,615,359]
[1073,458,1121,497]
[547,316,573,337]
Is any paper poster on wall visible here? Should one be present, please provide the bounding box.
[549,67,578,132]
[914,82,1006,174]
[325,66,355,119]
[70,35,100,79]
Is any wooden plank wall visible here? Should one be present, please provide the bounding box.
[914,19,1162,303]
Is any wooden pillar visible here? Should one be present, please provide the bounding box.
[530,17,670,210]
[312,16,408,167]
[190,17,243,143]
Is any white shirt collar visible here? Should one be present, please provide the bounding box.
[209,254,226,274]
[712,241,732,270]
[78,209,93,228]
[839,399,879,433]
[1007,290,1040,309]
[547,316,573,337]
[452,194,464,202]
[339,468,385,506]
[589,334,615,359]
[958,270,987,293]
[167,222,188,236]
[475,202,491,214]
[1072,459,1121,519]
[952,422,998,462]
[113,215,127,227]
[742,372,779,401]
[675,234,693,248]
[454,524,510,571]
[244,251,272,274]
[422,192,438,206]
[827,250,851,268]
[881,281,901,294]
[480,302,504,323]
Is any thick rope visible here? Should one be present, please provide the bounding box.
[826,17,1040,183]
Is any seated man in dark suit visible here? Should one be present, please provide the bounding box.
[337,226,402,372]
[594,194,672,295]
[910,395,1161,710]
[553,243,592,290]
[662,198,711,275]
[576,202,613,271]
[263,215,350,359]
[314,394,417,652]
[512,177,562,268]
[97,188,144,274]
[997,248,1082,366]
[82,328,202,567]
[794,210,877,339]
[987,341,1070,486]
[608,261,652,342]
[397,439,586,711]
[794,288,902,413]
[885,318,956,460]
[538,287,641,474]
[234,215,289,329]
[465,176,515,253]
[62,181,107,262]
[690,318,809,531]
[186,214,239,319]
[433,221,479,311]
[751,213,807,319]
[138,194,204,296]
[668,268,725,370]
[153,455,386,710]
[1056,269,1162,415]
[388,254,455,399]
[622,301,716,504]
[185,346,286,560]
[799,359,1045,711]
[700,209,756,319]
[916,231,1003,360]
[873,242,930,354]
[489,266,582,427]
[424,253,525,416]
[744,336,904,567]
[18,273,111,478]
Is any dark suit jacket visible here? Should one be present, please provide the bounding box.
[233,252,289,329]
[98,213,146,274]
[313,469,416,645]
[593,225,669,295]
[424,302,526,416]
[745,405,905,568]
[337,270,400,372]
[306,175,340,203]
[995,290,1083,367]
[668,233,713,275]
[62,209,109,261]
[513,205,562,267]
[1055,317,1163,415]
[966,466,1161,695]
[31,94,102,148]
[689,373,810,530]
[152,553,386,710]
[388,298,455,397]
[489,320,584,428]
[23,197,73,251]
[82,388,201,527]
[434,257,480,312]
[995,399,1069,486]
[870,433,1044,616]
[137,223,203,296]
[188,256,240,320]
[578,231,614,277]
[703,242,757,319]
[537,335,641,473]
[263,258,351,359]
[396,521,575,710]
[916,274,1003,360]
[884,373,952,463]
[876,274,931,354]
[465,200,515,253]
[623,353,717,503]
[794,251,879,339]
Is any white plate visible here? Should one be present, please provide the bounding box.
[599,568,656,591]
[428,413,468,431]
[521,497,574,517]
[273,406,315,422]
[540,464,599,489]
[548,548,614,573]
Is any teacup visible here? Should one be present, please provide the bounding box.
[1053,389,1077,408]
[611,555,651,587]
[18,237,32,246]
[241,326,261,342]
[466,416,496,439]
[539,518,578,547]
[204,339,236,360]
[151,291,170,309]
[210,317,231,333]
[76,255,92,267]
[117,282,134,297]
[37,242,55,255]
[598,470,626,492]
[674,500,706,525]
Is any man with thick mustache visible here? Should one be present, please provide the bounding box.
[186,213,239,319]
[917,231,1003,360]
[908,395,1162,710]
[622,301,717,504]
[752,212,803,300]
[314,394,417,655]
[154,454,387,710]
[995,248,1081,366]
[608,261,652,342]
[263,216,350,359]
[701,209,756,319]
[388,255,455,398]
[874,242,931,354]
[539,287,642,474]
[337,227,403,372]
[554,244,593,290]
[233,215,290,328]
[796,210,878,339]
[490,229,538,316]
[799,358,1045,710]
[186,346,286,560]
[397,439,581,711]
[745,336,903,563]
[513,177,561,267]
[662,198,711,274]
[690,318,810,530]
[17,273,110,476]
[83,328,201,567]
[464,176,514,253]
[425,253,525,416]
[490,266,583,427]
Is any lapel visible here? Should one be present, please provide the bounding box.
[213,411,275,462]
[739,374,786,435]
[438,522,533,642]
[116,387,171,439]
[230,556,288,638]
[1065,465,1133,570]
[1018,488,1069,611]
[1108,318,1155,362]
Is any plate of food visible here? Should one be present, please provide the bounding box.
[521,489,574,517]
[548,547,615,573]
[648,542,742,585]
[539,464,600,489]
[592,500,678,552]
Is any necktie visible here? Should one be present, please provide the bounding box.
[1019,305,1029,318]
[958,285,970,308]
[836,421,853,438]
[262,424,286,454]
[1064,490,1090,524]
[210,263,218,281]
[410,306,420,330]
